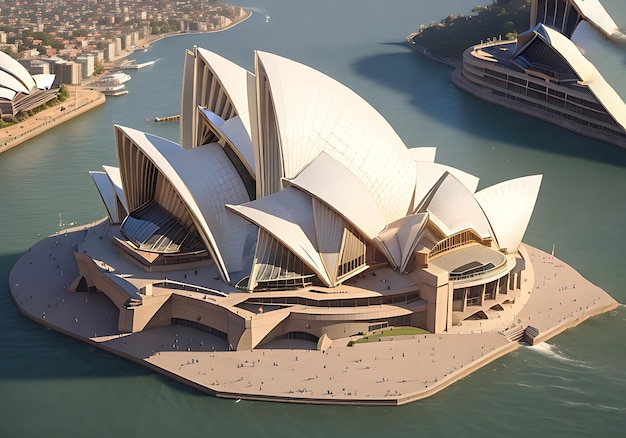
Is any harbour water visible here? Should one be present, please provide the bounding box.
[1,1,625,436]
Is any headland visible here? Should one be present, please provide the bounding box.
[0,88,105,154]
[8,220,618,406]
[0,6,253,154]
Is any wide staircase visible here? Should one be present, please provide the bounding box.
[500,325,526,342]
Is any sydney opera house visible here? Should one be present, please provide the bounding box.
[451,0,626,149]
[0,51,56,120]
[73,45,547,351]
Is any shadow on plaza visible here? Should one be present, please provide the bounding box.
[352,43,626,168]
[0,252,152,384]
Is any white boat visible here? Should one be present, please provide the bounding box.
[87,83,129,97]
[87,72,132,96]
[97,72,131,85]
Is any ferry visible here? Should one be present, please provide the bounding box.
[87,84,128,96]
[97,72,131,85]
[87,72,131,96]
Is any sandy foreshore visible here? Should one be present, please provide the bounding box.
[0,88,105,154]
[8,221,618,406]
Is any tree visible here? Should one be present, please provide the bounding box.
[59,85,70,102]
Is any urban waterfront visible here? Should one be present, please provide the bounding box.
[1,0,625,436]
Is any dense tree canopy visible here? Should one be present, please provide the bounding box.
[412,0,531,59]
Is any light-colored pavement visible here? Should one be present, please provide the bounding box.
[8,222,619,405]
[1,88,105,154]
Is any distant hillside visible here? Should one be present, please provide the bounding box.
[409,0,531,60]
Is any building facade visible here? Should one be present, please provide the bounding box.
[82,47,543,350]
[0,51,56,120]
[451,0,626,148]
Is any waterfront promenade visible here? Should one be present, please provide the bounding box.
[0,8,253,155]
[8,221,618,406]
[0,88,105,154]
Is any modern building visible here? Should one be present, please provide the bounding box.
[83,47,542,350]
[75,54,95,79]
[53,60,81,86]
[27,60,51,76]
[451,0,626,149]
[0,51,56,120]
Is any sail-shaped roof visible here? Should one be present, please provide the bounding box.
[475,175,542,252]
[255,50,416,223]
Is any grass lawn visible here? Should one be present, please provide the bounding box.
[351,326,430,345]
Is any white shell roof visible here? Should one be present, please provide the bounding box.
[221,116,255,174]
[286,152,387,239]
[419,173,492,238]
[167,142,251,272]
[377,213,429,271]
[200,107,225,129]
[103,165,128,214]
[0,69,31,95]
[539,24,626,130]
[199,108,255,175]
[32,73,56,90]
[475,175,542,252]
[407,147,437,163]
[227,187,331,285]
[116,125,246,281]
[0,87,16,101]
[255,50,416,223]
[90,171,118,222]
[413,162,480,211]
[571,0,620,38]
[196,47,250,117]
[0,51,36,92]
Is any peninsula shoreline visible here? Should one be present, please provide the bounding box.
[0,7,253,154]
[8,220,618,406]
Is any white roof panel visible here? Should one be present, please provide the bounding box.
[287,152,387,239]
[0,86,16,101]
[420,173,492,238]
[103,165,128,215]
[541,25,626,131]
[220,115,255,174]
[255,50,416,223]
[199,108,255,175]
[199,107,226,129]
[227,187,331,285]
[571,0,620,38]
[32,74,55,90]
[0,51,36,92]
[475,175,542,252]
[167,143,251,272]
[414,162,480,211]
[377,213,428,271]
[196,48,250,116]
[0,69,31,94]
[115,125,233,282]
[90,171,118,223]
[407,147,437,163]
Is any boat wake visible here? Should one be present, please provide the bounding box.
[562,400,626,413]
[528,342,592,369]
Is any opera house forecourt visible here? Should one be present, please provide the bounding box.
[451,0,626,149]
[10,46,618,405]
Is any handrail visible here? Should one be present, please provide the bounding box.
[151,279,227,297]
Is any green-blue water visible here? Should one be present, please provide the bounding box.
[1,1,625,436]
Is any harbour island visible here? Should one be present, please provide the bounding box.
[8,46,618,406]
